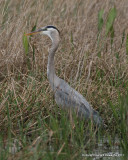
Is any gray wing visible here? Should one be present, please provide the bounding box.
[55,87,90,119]
[54,79,102,125]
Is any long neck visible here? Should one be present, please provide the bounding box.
[47,38,59,90]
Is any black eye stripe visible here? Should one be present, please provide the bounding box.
[46,25,60,34]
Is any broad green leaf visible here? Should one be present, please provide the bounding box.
[23,33,29,55]
[98,9,104,32]
[106,7,116,36]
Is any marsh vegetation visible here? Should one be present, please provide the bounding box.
[0,0,128,159]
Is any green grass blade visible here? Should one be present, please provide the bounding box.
[126,34,128,55]
[31,24,37,32]
[121,30,125,48]
[106,7,116,36]
[110,26,114,46]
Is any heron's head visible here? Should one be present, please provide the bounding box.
[25,25,60,42]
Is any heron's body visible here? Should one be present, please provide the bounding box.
[26,25,102,126]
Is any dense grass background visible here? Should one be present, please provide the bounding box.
[0,0,128,159]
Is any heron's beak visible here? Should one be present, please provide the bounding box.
[25,29,43,36]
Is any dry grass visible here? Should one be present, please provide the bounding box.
[0,0,128,159]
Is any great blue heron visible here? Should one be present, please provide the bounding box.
[25,25,102,127]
